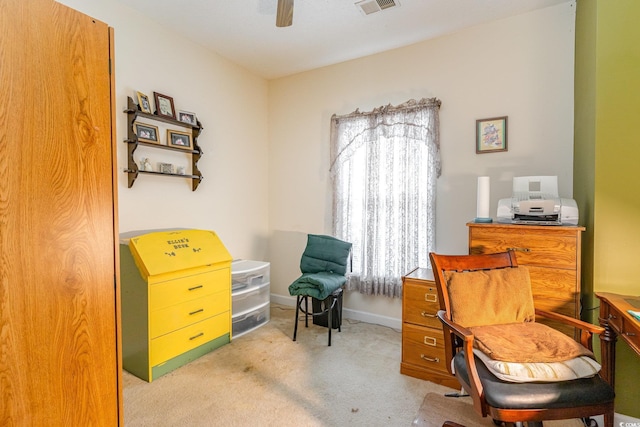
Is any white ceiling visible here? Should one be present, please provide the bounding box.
[123,0,572,79]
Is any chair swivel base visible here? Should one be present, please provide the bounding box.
[293,288,343,346]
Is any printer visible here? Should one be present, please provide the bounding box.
[497,176,579,226]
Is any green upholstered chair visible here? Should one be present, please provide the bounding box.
[288,234,352,346]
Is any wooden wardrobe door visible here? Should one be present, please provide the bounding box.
[0,0,121,425]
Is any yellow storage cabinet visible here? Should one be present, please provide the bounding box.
[120,229,232,382]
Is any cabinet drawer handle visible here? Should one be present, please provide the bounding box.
[189,308,204,316]
[189,332,204,340]
[188,285,204,291]
[420,311,436,318]
[420,354,440,363]
[423,336,437,346]
[506,247,530,253]
[424,294,437,302]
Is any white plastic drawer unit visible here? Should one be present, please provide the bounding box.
[232,301,270,338]
[231,260,270,292]
[233,281,270,315]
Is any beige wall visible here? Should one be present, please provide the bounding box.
[268,3,577,324]
[56,0,577,325]
[57,0,271,261]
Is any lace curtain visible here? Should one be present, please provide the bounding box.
[330,98,441,298]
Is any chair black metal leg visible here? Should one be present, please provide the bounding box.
[304,296,309,327]
[328,296,332,346]
[293,295,301,341]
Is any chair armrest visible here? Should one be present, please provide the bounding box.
[437,310,486,416]
[535,308,605,350]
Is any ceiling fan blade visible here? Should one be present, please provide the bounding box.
[276,0,293,27]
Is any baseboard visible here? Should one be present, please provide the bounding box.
[270,293,402,330]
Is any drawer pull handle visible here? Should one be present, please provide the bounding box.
[625,332,636,337]
[424,294,437,302]
[423,336,437,346]
[189,332,204,340]
[421,311,436,318]
[188,285,204,291]
[506,247,530,253]
[189,308,204,316]
[420,354,440,363]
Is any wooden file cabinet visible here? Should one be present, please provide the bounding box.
[120,229,232,382]
[401,268,459,389]
[467,222,585,337]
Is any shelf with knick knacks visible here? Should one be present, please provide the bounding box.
[124,93,203,191]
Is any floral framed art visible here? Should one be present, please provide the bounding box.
[153,92,176,119]
[476,116,508,154]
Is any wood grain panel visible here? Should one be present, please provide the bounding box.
[402,280,440,328]
[402,323,449,374]
[468,223,584,340]
[469,227,577,269]
[1,0,119,424]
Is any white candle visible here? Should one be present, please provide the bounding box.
[476,176,490,219]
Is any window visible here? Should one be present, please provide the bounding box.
[330,98,441,297]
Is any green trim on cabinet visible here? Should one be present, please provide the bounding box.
[151,334,230,380]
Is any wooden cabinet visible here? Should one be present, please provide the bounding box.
[124,96,204,190]
[467,222,585,337]
[1,0,121,424]
[401,268,459,389]
[120,229,232,382]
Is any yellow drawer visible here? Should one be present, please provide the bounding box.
[150,268,229,310]
[150,313,229,366]
[150,291,230,339]
[402,280,440,328]
[469,228,577,269]
[402,323,449,374]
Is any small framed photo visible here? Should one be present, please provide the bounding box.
[137,91,152,114]
[167,129,193,150]
[476,116,508,154]
[158,162,174,174]
[153,92,176,119]
[178,110,198,126]
[134,123,160,144]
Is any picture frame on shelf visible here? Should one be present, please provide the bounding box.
[167,129,193,150]
[137,91,152,114]
[476,116,508,154]
[178,110,198,126]
[134,123,160,145]
[158,162,174,174]
[153,92,176,119]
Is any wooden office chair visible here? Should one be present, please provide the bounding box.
[288,234,352,346]
[429,251,615,427]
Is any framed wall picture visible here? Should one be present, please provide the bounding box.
[178,110,198,126]
[134,123,160,144]
[476,116,508,154]
[167,129,193,150]
[136,91,152,114]
[153,92,176,119]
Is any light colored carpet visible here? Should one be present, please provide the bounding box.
[123,304,455,426]
[412,393,585,427]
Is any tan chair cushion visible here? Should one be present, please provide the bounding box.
[469,322,594,363]
[445,267,535,328]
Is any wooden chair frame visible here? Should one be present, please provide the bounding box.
[429,251,614,427]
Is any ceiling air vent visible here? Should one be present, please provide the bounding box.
[355,0,400,16]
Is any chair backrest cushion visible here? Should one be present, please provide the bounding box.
[445,266,535,327]
[300,234,352,276]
